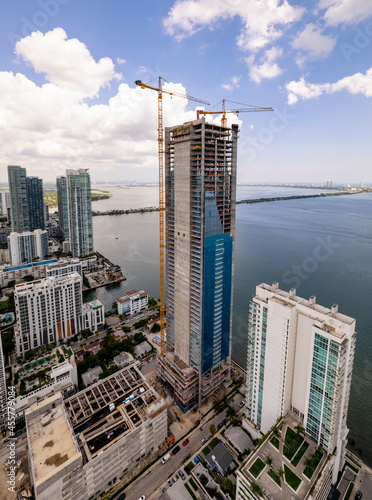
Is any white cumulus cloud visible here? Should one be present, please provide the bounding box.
[247,47,283,83]
[319,0,372,26]
[292,23,336,63]
[164,0,304,51]
[0,30,215,181]
[15,28,121,98]
[286,67,372,104]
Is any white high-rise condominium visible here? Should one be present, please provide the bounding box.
[7,229,48,266]
[246,282,356,482]
[14,272,83,356]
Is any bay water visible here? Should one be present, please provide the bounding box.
[88,185,372,463]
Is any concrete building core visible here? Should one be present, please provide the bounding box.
[158,118,238,411]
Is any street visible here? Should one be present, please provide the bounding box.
[114,392,244,500]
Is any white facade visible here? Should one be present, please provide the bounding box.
[46,258,82,278]
[0,258,58,288]
[0,334,7,431]
[14,359,77,423]
[82,300,105,332]
[245,282,356,482]
[8,229,48,266]
[27,366,168,500]
[14,272,83,355]
[117,289,148,316]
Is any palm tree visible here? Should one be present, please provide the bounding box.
[226,405,237,422]
[212,398,221,414]
[304,457,312,469]
[295,424,305,436]
[277,467,284,480]
[266,456,273,467]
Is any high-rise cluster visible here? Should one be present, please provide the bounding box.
[7,165,45,232]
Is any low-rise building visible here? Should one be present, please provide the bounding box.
[82,299,105,332]
[46,258,83,278]
[104,265,122,281]
[82,366,103,386]
[114,351,133,368]
[0,258,58,287]
[203,442,236,475]
[117,289,148,316]
[26,365,168,499]
[134,341,152,358]
[80,256,97,272]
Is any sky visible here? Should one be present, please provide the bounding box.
[0,0,371,185]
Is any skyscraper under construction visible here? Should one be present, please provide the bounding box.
[158,117,238,411]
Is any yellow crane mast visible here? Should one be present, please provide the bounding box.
[135,77,209,356]
[197,98,273,127]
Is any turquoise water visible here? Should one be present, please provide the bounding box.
[89,185,372,463]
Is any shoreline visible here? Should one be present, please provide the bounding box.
[91,191,371,217]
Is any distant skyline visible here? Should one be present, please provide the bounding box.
[0,1,371,184]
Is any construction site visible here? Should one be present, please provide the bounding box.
[25,365,168,500]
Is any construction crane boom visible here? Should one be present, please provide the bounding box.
[135,77,209,356]
[197,98,273,127]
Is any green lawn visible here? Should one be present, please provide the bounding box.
[284,464,302,491]
[249,457,266,478]
[303,449,323,479]
[189,478,198,491]
[344,482,354,500]
[270,436,280,450]
[187,461,195,472]
[345,461,359,474]
[292,441,309,467]
[267,468,281,487]
[283,427,304,460]
[185,482,198,500]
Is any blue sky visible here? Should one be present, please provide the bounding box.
[0,0,371,184]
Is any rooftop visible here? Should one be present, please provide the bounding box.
[64,366,166,462]
[26,394,80,485]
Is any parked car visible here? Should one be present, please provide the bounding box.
[117,494,126,500]
[161,453,171,464]
[239,401,245,408]
[217,422,223,430]
[172,445,180,455]
[184,466,190,475]
[355,492,362,500]
[172,475,178,483]
[167,479,172,488]
[178,470,186,480]
[182,439,189,446]
[201,437,207,444]
[15,430,24,437]
[138,496,145,500]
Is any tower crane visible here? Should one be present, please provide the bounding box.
[135,77,209,356]
[196,99,273,127]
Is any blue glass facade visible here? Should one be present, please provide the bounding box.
[201,231,232,373]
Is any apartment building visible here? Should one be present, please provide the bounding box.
[14,272,83,355]
[245,282,356,482]
[26,365,167,499]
